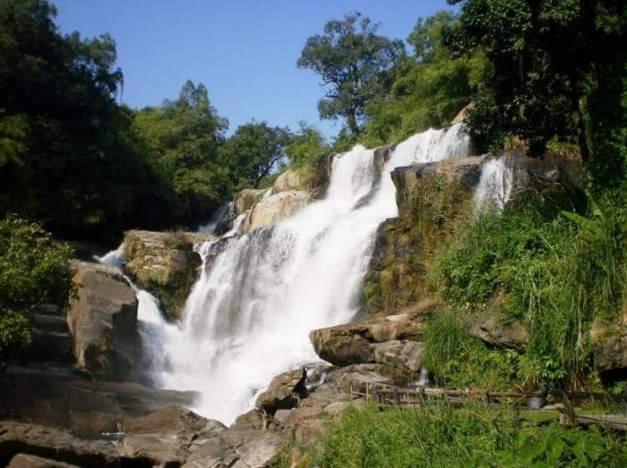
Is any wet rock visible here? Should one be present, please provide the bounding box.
[372,340,425,372]
[0,421,121,467]
[7,453,79,468]
[123,230,214,320]
[67,261,139,380]
[373,144,395,172]
[234,189,267,215]
[450,102,474,124]
[242,191,311,232]
[255,368,307,415]
[120,405,226,465]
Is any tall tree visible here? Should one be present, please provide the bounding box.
[133,81,229,223]
[298,12,404,135]
[446,0,625,186]
[220,122,292,188]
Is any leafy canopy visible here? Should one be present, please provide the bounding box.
[298,12,404,135]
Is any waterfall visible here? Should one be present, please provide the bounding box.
[473,153,515,211]
[153,123,471,424]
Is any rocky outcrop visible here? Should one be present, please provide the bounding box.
[0,421,122,467]
[310,304,435,372]
[242,191,311,233]
[466,299,529,349]
[120,405,226,465]
[123,230,213,320]
[450,102,475,124]
[234,189,267,215]
[391,155,486,196]
[7,453,79,468]
[272,168,307,193]
[23,304,74,364]
[0,365,195,438]
[67,261,139,380]
[255,368,307,415]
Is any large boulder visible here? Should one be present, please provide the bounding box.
[234,189,267,215]
[120,405,226,465]
[242,191,311,233]
[272,168,308,193]
[123,230,213,320]
[67,261,139,380]
[255,368,307,415]
[371,340,425,372]
[465,300,529,349]
[7,453,79,468]
[0,365,196,438]
[310,305,433,367]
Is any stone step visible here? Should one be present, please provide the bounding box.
[31,303,63,316]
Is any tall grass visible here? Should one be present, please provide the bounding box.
[299,403,626,468]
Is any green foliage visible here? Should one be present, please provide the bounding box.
[284,122,330,191]
[0,216,73,365]
[219,121,292,189]
[301,403,626,468]
[447,0,626,186]
[298,11,404,135]
[362,11,484,147]
[133,80,229,224]
[430,190,625,387]
[424,309,517,389]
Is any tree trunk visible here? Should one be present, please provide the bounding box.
[346,111,359,135]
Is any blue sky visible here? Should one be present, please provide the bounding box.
[54,0,454,138]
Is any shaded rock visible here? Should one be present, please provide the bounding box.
[242,191,311,233]
[276,407,327,445]
[67,261,139,380]
[234,189,267,215]
[255,368,307,415]
[0,365,195,438]
[592,310,627,380]
[0,421,122,467]
[120,405,226,465]
[123,230,214,320]
[373,144,395,172]
[310,305,433,366]
[372,340,425,372]
[8,453,79,468]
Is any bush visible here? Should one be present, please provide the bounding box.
[0,216,74,364]
[301,403,626,468]
[423,309,517,389]
[429,191,625,388]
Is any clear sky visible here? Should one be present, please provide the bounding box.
[54,0,454,138]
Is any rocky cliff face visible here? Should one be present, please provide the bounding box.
[123,230,213,321]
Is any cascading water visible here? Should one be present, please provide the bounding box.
[152,123,471,424]
[474,153,515,211]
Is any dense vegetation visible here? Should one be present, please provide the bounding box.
[0,217,73,367]
[278,403,626,467]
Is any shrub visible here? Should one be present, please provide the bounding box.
[429,191,625,388]
[0,216,74,365]
[423,309,517,389]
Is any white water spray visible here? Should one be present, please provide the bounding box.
[151,123,471,424]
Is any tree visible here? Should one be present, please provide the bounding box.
[298,12,404,135]
[362,11,482,146]
[446,0,625,186]
[220,122,292,188]
[133,81,229,223]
